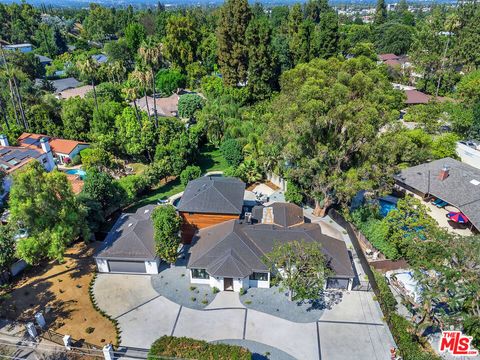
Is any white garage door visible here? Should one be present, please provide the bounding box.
[108,260,146,273]
[327,278,350,289]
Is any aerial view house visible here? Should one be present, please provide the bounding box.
[131,94,180,118]
[177,176,246,243]
[3,43,33,53]
[0,134,56,200]
[394,157,480,232]
[18,133,89,165]
[95,205,160,274]
[188,202,355,292]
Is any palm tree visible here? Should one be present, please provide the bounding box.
[139,38,164,128]
[111,61,126,84]
[77,58,99,111]
[131,67,153,123]
[122,84,142,127]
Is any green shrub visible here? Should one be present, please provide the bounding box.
[239,288,246,296]
[372,270,397,314]
[189,286,197,291]
[180,166,202,187]
[116,175,147,204]
[155,69,186,96]
[85,327,95,334]
[220,139,244,167]
[178,94,205,119]
[285,182,303,205]
[212,287,220,294]
[148,336,251,360]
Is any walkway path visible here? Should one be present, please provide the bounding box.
[94,274,395,360]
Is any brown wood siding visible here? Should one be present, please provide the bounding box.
[180,212,239,244]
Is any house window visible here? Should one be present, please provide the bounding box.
[249,272,268,281]
[191,268,209,279]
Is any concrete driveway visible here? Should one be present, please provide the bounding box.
[94,274,394,360]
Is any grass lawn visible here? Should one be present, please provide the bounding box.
[129,145,228,210]
[197,145,229,173]
[0,242,117,346]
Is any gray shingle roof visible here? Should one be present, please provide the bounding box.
[177,176,245,215]
[394,157,480,229]
[51,77,81,93]
[188,205,355,279]
[95,205,157,261]
[252,203,304,227]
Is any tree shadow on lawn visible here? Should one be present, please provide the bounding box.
[0,280,74,325]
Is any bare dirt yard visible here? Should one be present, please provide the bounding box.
[0,242,116,346]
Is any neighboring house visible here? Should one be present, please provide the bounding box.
[18,133,89,165]
[187,202,355,292]
[394,157,480,232]
[0,134,56,200]
[177,176,246,243]
[35,54,52,67]
[91,54,108,63]
[131,94,180,118]
[95,205,160,274]
[456,140,480,170]
[58,85,93,100]
[50,77,82,93]
[3,43,33,53]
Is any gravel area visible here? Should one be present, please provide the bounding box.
[213,339,296,360]
[239,286,344,323]
[150,248,217,310]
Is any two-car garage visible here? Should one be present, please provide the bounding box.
[94,205,160,275]
[107,260,146,273]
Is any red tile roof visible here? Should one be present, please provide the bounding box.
[18,133,88,155]
[405,90,432,105]
[378,54,399,61]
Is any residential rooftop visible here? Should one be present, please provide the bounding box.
[394,157,480,230]
[177,176,246,215]
[18,133,88,155]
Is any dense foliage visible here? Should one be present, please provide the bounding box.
[151,205,182,264]
[148,336,251,360]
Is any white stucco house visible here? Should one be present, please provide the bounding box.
[187,202,355,292]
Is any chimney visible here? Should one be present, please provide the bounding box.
[262,207,274,224]
[40,137,55,171]
[0,134,9,147]
[438,165,450,181]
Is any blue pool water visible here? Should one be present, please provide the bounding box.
[65,169,86,180]
[379,199,397,217]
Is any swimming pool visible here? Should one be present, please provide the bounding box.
[65,169,87,180]
[379,199,397,217]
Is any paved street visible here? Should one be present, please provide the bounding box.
[94,274,395,360]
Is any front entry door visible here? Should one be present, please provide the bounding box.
[224,278,233,291]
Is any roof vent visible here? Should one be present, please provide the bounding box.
[470,179,480,186]
[128,223,133,227]
[144,209,150,214]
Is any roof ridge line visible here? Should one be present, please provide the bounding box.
[212,182,241,213]
[178,180,214,209]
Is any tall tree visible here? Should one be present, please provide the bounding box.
[312,11,339,59]
[374,0,387,26]
[139,37,164,127]
[264,57,402,215]
[163,14,199,72]
[10,162,89,264]
[265,240,330,301]
[246,16,278,100]
[151,205,181,264]
[77,58,99,111]
[216,0,252,86]
[304,0,329,24]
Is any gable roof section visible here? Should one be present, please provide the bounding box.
[378,53,399,61]
[252,202,304,227]
[394,157,480,230]
[188,219,354,279]
[188,220,267,278]
[177,177,246,215]
[18,133,88,156]
[95,205,157,261]
[0,146,44,174]
[50,77,81,93]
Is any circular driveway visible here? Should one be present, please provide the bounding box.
[93,274,395,360]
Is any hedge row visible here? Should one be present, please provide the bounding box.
[148,336,252,360]
[372,270,440,360]
[88,272,121,346]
